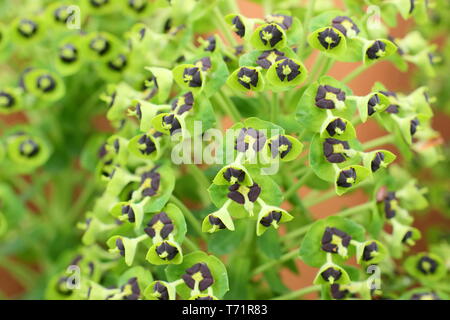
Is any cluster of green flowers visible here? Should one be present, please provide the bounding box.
[0,0,448,300]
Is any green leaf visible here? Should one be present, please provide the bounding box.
[207,220,246,255]
[256,228,283,259]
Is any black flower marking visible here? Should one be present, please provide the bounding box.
[326,118,347,136]
[317,28,341,50]
[59,44,78,64]
[204,36,216,52]
[162,114,182,135]
[195,57,212,72]
[171,92,194,115]
[269,135,292,159]
[116,238,125,256]
[410,118,420,136]
[383,191,397,219]
[121,205,135,223]
[402,230,414,244]
[330,284,349,300]
[332,16,360,37]
[137,134,157,155]
[54,6,74,24]
[366,40,386,60]
[321,227,352,253]
[234,45,244,56]
[256,49,286,69]
[182,263,214,291]
[56,276,76,296]
[321,267,342,282]
[182,67,202,88]
[208,215,226,229]
[371,152,385,172]
[231,16,245,38]
[18,19,38,38]
[89,36,111,56]
[362,241,379,261]
[37,75,56,93]
[367,94,380,116]
[144,76,158,100]
[237,67,259,90]
[235,127,267,152]
[259,210,282,227]
[19,139,40,158]
[409,0,415,14]
[336,168,356,188]
[155,241,179,261]
[128,0,147,12]
[227,182,261,204]
[223,167,246,184]
[121,277,140,300]
[0,91,15,109]
[140,169,161,197]
[152,281,169,300]
[195,295,215,300]
[266,14,293,30]
[276,58,301,82]
[417,256,437,275]
[411,292,440,300]
[90,0,109,8]
[259,24,283,47]
[323,138,350,163]
[315,85,346,109]
[144,212,173,239]
[107,54,127,72]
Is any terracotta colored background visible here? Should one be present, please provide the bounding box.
[0,0,449,299]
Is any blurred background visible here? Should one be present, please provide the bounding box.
[0,0,449,299]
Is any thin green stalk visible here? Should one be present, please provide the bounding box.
[284,170,313,199]
[170,195,207,241]
[183,237,201,251]
[308,53,327,83]
[252,248,299,276]
[272,285,321,300]
[270,92,279,123]
[220,91,242,121]
[342,63,369,84]
[301,0,316,54]
[214,92,240,122]
[303,188,336,207]
[213,7,237,47]
[187,164,211,206]
[282,202,373,242]
[362,134,394,150]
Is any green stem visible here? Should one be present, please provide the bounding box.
[187,164,211,206]
[308,53,326,83]
[170,195,207,241]
[362,134,394,150]
[214,92,240,122]
[342,64,370,84]
[213,7,237,47]
[301,0,316,54]
[270,92,279,123]
[272,285,321,300]
[252,248,299,276]
[303,188,336,207]
[282,202,373,242]
[183,237,201,251]
[284,170,313,199]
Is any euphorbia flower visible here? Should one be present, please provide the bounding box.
[315,85,346,110]
[235,127,267,152]
[171,92,194,115]
[265,14,293,30]
[139,168,161,197]
[321,227,352,256]
[259,23,284,47]
[332,16,360,38]
[336,167,356,188]
[323,138,350,163]
[182,263,214,292]
[144,212,174,240]
[317,27,342,50]
[182,67,202,88]
[256,49,286,69]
